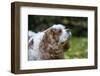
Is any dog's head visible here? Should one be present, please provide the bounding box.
[51,24,71,43]
[49,24,71,51]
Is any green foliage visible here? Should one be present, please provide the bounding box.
[64,37,88,59]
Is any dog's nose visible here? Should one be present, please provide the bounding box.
[66,29,72,38]
[66,29,70,33]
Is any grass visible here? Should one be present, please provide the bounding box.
[64,36,88,59]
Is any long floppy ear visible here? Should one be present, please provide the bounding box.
[39,29,61,59]
[40,31,51,50]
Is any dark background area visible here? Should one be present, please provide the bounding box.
[28,15,88,59]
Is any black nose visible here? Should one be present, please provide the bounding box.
[66,29,72,39]
[66,29,70,33]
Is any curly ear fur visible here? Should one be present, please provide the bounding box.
[39,28,65,59]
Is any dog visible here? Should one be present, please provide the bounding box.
[28,24,71,60]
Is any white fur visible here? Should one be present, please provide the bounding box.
[28,32,44,60]
[52,24,65,29]
[59,29,71,43]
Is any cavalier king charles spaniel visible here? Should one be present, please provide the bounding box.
[28,24,71,60]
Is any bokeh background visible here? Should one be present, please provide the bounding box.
[28,15,88,59]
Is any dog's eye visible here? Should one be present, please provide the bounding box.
[58,29,62,33]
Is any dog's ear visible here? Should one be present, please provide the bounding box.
[50,29,62,43]
[39,28,64,59]
[28,37,34,49]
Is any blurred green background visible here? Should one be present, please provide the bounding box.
[28,15,88,59]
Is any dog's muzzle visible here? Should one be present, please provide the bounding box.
[66,29,71,40]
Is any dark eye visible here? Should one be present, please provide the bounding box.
[58,29,62,33]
